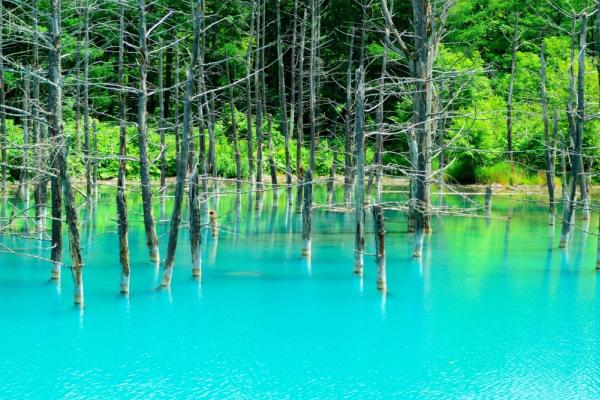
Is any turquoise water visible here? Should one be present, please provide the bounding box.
[1,186,599,399]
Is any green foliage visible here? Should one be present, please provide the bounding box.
[473,162,544,186]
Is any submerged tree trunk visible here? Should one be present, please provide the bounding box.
[137,0,160,262]
[344,28,356,206]
[245,6,256,185]
[540,41,556,224]
[0,0,5,206]
[254,6,264,192]
[48,0,85,305]
[372,204,386,291]
[267,115,278,189]
[375,34,387,203]
[158,40,167,197]
[174,46,181,163]
[506,13,518,176]
[161,0,201,286]
[354,67,365,275]
[226,58,242,192]
[83,1,92,201]
[295,10,307,212]
[560,15,587,248]
[277,0,292,200]
[32,0,46,234]
[117,0,130,294]
[302,1,318,256]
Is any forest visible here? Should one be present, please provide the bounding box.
[1,0,599,296]
[1,1,600,397]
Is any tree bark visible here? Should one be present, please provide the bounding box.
[372,204,386,291]
[296,10,307,212]
[560,15,587,248]
[344,28,356,205]
[117,0,130,294]
[0,0,6,206]
[162,0,202,286]
[48,0,85,305]
[83,1,92,201]
[267,115,278,189]
[506,13,518,176]
[277,0,292,200]
[255,3,264,192]
[158,40,167,196]
[354,67,365,275]
[137,0,160,262]
[540,41,555,224]
[226,58,242,192]
[245,5,256,185]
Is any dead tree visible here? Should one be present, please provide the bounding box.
[161,0,202,287]
[506,13,519,175]
[254,2,264,192]
[245,5,256,185]
[137,0,160,262]
[372,204,386,291]
[296,9,307,212]
[560,14,587,248]
[354,67,365,275]
[301,0,319,256]
[48,0,85,305]
[0,0,5,205]
[226,57,242,192]
[343,28,356,206]
[277,0,292,200]
[540,41,556,225]
[374,32,388,203]
[83,0,92,200]
[158,40,167,197]
[174,45,181,162]
[32,0,46,233]
[267,115,278,189]
[117,0,131,294]
[382,0,452,257]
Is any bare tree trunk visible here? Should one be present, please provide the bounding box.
[74,2,82,153]
[540,41,556,224]
[158,40,167,197]
[343,28,356,205]
[327,147,337,207]
[48,0,85,305]
[302,0,318,256]
[289,0,299,206]
[246,5,256,185]
[296,10,307,212]
[354,67,365,274]
[372,204,386,291]
[208,92,217,181]
[375,33,387,203]
[254,3,264,192]
[174,46,181,163]
[560,15,587,248]
[226,58,242,192]
[506,13,518,176]
[137,0,159,262]
[267,115,278,189]
[277,0,292,200]
[92,119,98,197]
[162,0,201,286]
[117,0,130,294]
[21,76,30,206]
[32,0,45,234]
[83,1,92,201]
[0,0,5,206]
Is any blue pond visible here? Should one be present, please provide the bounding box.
[0,186,599,399]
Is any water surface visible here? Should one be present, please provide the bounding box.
[0,186,599,399]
